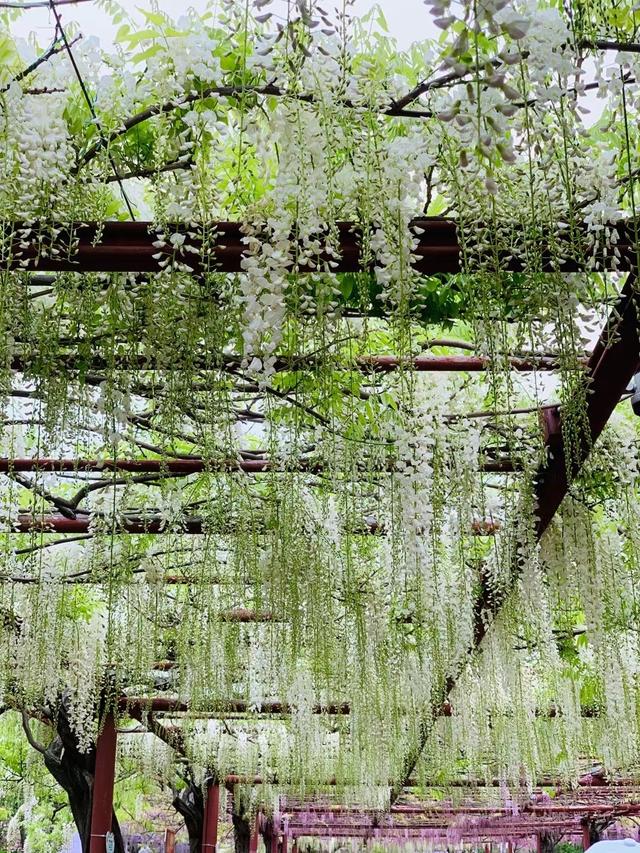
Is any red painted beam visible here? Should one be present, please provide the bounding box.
[225,775,270,786]
[534,271,640,536]
[120,697,352,716]
[164,829,176,853]
[0,457,517,475]
[357,355,567,372]
[218,608,274,623]
[8,353,567,373]
[9,513,501,536]
[202,782,220,853]
[6,219,457,274]
[4,219,636,273]
[284,823,583,839]
[249,814,259,853]
[89,712,118,853]
[116,696,599,722]
[284,804,640,817]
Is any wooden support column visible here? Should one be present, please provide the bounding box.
[89,712,118,853]
[249,813,260,853]
[281,834,288,853]
[164,829,176,853]
[583,822,592,851]
[202,782,220,853]
[536,835,543,853]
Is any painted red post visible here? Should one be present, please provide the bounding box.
[249,813,259,853]
[164,829,176,853]
[281,834,288,853]
[583,822,592,851]
[291,840,297,853]
[89,712,118,853]
[202,782,220,853]
[536,835,543,853]
[270,831,279,853]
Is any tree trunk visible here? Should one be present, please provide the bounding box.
[38,699,124,853]
[233,812,251,853]
[172,780,204,853]
[583,817,613,846]
[539,832,561,853]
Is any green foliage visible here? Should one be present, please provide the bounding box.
[0,0,639,829]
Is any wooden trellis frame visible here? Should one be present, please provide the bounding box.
[4,218,640,850]
[3,218,637,273]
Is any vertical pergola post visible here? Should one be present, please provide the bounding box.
[202,781,220,853]
[249,813,260,853]
[89,712,118,853]
[164,829,176,853]
[582,822,592,851]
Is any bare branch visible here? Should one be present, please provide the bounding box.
[67,471,187,509]
[21,711,51,758]
[76,84,311,169]
[104,157,192,183]
[14,533,93,556]
[0,0,92,7]
[1,35,81,94]
[581,39,640,53]
[7,471,78,518]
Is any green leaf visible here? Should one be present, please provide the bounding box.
[115,23,131,43]
[138,9,166,26]
[134,44,163,64]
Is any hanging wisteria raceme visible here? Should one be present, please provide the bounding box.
[0,0,639,841]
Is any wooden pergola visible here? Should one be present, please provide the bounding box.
[4,216,637,852]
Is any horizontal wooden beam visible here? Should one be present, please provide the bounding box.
[121,697,351,716]
[0,457,517,475]
[4,219,635,273]
[8,353,569,373]
[118,697,598,721]
[6,513,501,536]
[284,803,636,816]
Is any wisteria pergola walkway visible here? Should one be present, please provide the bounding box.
[4,218,639,852]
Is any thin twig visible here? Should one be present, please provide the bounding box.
[21,711,52,759]
[48,1,136,219]
[0,0,92,6]
[0,34,80,94]
[581,39,640,53]
[76,84,312,169]
[14,533,93,555]
[6,471,78,518]
[68,471,187,509]
[104,157,192,183]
